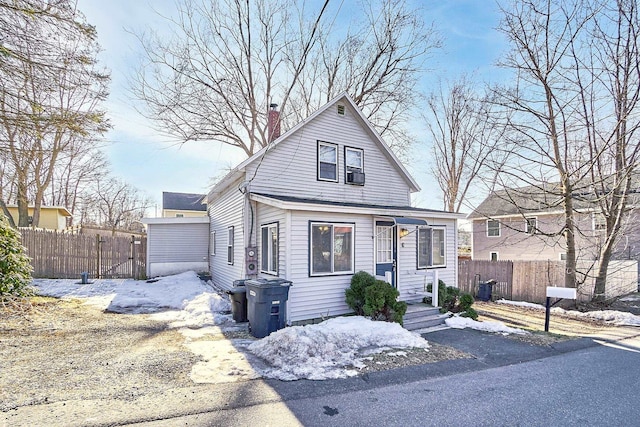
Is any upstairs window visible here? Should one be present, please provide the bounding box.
[487,219,500,237]
[318,141,338,182]
[345,147,363,172]
[593,213,606,231]
[525,217,537,234]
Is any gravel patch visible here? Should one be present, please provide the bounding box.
[0,298,198,412]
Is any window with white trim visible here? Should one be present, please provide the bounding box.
[525,217,537,234]
[310,222,354,275]
[417,227,446,268]
[210,231,216,256]
[261,223,278,274]
[227,226,234,265]
[318,141,338,182]
[593,213,606,231]
[487,219,500,237]
[490,252,498,261]
[559,253,567,261]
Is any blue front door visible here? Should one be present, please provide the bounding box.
[375,221,397,287]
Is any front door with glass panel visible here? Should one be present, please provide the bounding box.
[375,221,397,287]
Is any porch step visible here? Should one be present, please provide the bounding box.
[403,303,449,332]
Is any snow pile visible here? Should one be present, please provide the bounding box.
[496,299,545,310]
[33,271,232,326]
[551,308,640,326]
[445,315,528,335]
[150,291,232,328]
[247,316,430,381]
[496,298,640,327]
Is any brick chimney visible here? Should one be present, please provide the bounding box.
[268,103,281,142]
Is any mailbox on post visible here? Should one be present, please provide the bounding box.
[545,286,577,332]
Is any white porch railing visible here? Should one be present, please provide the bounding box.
[404,270,439,308]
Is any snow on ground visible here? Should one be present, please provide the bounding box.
[445,315,529,335]
[32,271,233,327]
[496,298,640,327]
[246,316,430,381]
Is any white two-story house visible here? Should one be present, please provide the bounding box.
[207,93,463,324]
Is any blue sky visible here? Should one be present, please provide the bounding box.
[76,0,508,215]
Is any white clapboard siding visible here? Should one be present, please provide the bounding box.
[209,179,245,289]
[245,102,412,207]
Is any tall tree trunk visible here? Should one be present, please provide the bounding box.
[0,198,16,228]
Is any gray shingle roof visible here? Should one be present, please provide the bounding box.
[162,192,206,212]
[468,179,640,220]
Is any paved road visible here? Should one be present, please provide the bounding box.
[5,328,640,427]
[138,330,640,426]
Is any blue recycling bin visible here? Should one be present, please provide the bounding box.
[245,278,292,338]
[478,280,496,301]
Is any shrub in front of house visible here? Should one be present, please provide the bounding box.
[345,271,406,325]
[0,215,33,298]
[345,270,376,316]
[458,293,478,320]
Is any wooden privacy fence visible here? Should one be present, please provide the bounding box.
[458,260,514,300]
[458,259,637,303]
[19,229,147,280]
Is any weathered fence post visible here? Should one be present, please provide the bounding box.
[96,234,102,279]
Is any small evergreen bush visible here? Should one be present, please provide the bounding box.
[345,271,406,324]
[345,271,376,315]
[440,286,460,313]
[0,215,33,298]
[363,280,407,325]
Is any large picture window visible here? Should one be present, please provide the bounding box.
[417,227,446,268]
[310,222,354,275]
[318,141,338,182]
[261,223,278,274]
[227,226,234,265]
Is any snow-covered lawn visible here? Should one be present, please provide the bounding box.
[496,298,640,327]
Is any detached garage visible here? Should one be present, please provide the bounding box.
[143,217,209,277]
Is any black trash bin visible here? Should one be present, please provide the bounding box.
[245,278,292,338]
[477,280,496,302]
[227,279,248,323]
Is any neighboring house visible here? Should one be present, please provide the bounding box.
[468,185,640,263]
[4,205,72,230]
[162,192,207,217]
[207,93,464,324]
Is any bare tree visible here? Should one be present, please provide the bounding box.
[131,0,440,159]
[81,177,152,234]
[423,76,503,212]
[490,0,595,291]
[491,0,640,300]
[0,0,109,227]
[577,0,640,300]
